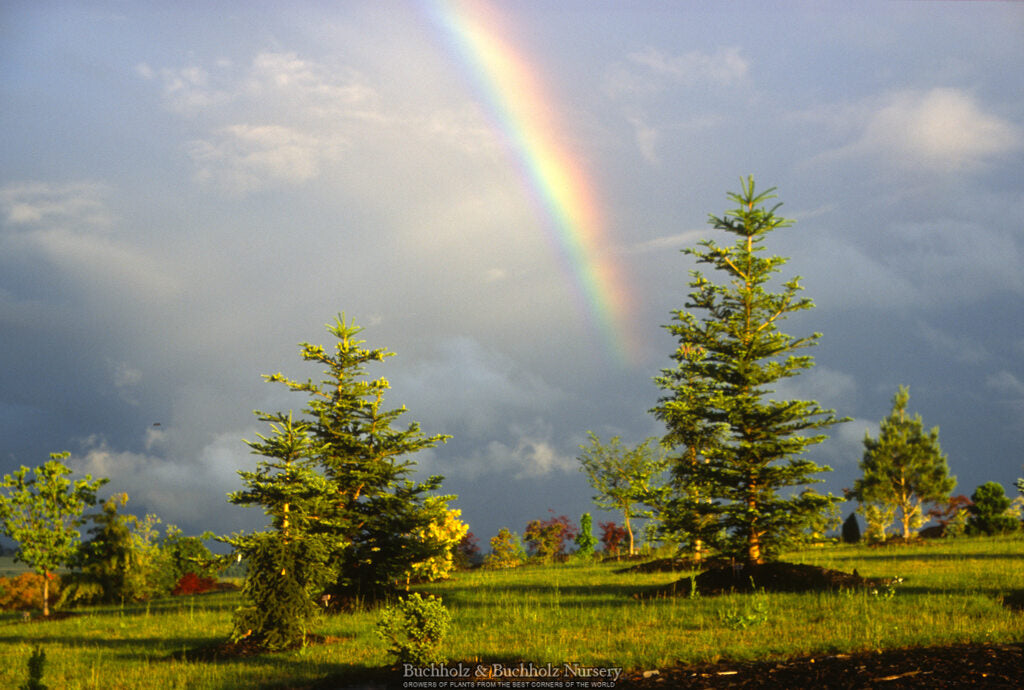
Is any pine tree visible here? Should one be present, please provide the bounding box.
[851,386,955,539]
[966,482,1018,535]
[652,178,843,565]
[264,315,451,604]
[222,411,335,649]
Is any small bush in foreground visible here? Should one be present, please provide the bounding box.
[376,593,450,665]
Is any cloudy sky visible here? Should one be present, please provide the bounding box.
[2,1,1023,546]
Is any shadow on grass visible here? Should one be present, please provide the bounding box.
[301,655,564,690]
[814,551,1023,563]
[428,580,671,606]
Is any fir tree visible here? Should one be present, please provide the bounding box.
[652,178,843,565]
[222,411,335,649]
[263,315,451,604]
[851,386,955,539]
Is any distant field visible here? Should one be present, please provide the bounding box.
[0,535,1021,689]
[0,556,32,577]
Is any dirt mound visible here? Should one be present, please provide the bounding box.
[615,557,728,574]
[661,561,893,597]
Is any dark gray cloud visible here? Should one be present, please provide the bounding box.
[2,2,1023,545]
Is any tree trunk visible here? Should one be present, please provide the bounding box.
[42,571,50,617]
[625,516,635,556]
[747,532,763,565]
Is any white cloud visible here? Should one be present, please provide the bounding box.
[476,424,578,480]
[916,320,991,366]
[624,229,706,255]
[626,112,660,164]
[401,337,565,438]
[0,181,112,229]
[110,360,143,406]
[189,124,343,194]
[987,370,1024,397]
[838,88,1022,172]
[771,366,859,413]
[627,46,749,87]
[0,182,179,300]
[72,432,257,534]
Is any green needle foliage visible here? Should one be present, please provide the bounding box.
[376,593,451,665]
[851,386,955,540]
[0,454,107,616]
[652,177,844,565]
[574,513,598,559]
[223,412,335,649]
[226,314,452,627]
[966,482,1018,535]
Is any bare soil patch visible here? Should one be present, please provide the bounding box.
[615,642,1024,688]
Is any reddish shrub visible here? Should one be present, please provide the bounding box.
[0,572,60,611]
[524,512,578,561]
[171,571,218,595]
[599,521,627,556]
[455,532,481,568]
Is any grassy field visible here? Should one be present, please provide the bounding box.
[0,535,1021,688]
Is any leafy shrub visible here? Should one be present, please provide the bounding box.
[454,532,481,569]
[926,495,972,538]
[376,593,451,665]
[54,573,104,608]
[0,573,60,612]
[598,521,627,556]
[406,505,469,585]
[524,512,577,562]
[484,528,526,569]
[967,482,1019,535]
[172,572,218,595]
[858,503,896,543]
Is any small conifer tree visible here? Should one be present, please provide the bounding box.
[851,386,955,539]
[841,512,861,544]
[223,412,335,649]
[967,482,1018,535]
[574,513,599,558]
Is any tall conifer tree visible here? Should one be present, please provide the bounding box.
[653,178,843,565]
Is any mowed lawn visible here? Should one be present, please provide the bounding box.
[0,535,1021,689]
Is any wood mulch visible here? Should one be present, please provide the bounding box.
[613,642,1024,688]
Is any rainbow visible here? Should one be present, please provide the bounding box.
[424,0,639,364]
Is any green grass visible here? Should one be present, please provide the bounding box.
[0,535,1021,688]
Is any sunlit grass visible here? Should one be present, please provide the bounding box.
[0,535,1020,687]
